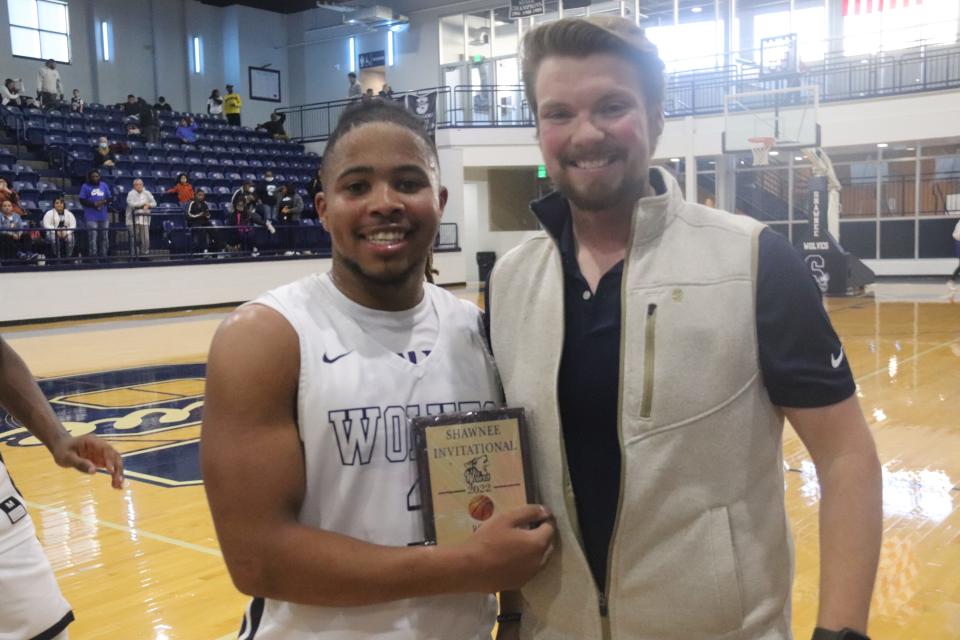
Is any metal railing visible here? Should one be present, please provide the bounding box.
[0,220,462,271]
[278,40,960,143]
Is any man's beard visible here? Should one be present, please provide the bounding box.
[555,169,647,213]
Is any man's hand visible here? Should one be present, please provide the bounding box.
[458,505,555,593]
[50,434,124,489]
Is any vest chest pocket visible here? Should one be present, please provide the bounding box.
[623,282,757,431]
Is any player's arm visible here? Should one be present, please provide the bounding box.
[0,336,123,488]
[201,305,555,607]
[754,230,881,635]
[784,398,881,635]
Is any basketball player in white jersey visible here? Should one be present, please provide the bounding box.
[0,335,124,640]
[201,99,555,640]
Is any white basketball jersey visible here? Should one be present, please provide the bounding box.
[0,455,73,640]
[242,273,502,640]
[0,455,35,553]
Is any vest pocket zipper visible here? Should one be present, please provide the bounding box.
[640,303,657,418]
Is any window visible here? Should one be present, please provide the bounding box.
[8,0,70,62]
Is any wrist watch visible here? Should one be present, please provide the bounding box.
[812,627,870,640]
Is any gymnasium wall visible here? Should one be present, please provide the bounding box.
[286,0,499,105]
[0,251,466,323]
[0,0,287,124]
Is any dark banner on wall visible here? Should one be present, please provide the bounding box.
[509,0,545,18]
[401,92,437,141]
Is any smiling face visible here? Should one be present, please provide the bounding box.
[317,121,445,308]
[535,53,663,214]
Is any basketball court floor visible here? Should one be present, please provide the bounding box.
[1,281,959,639]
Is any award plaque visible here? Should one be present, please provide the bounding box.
[413,408,536,546]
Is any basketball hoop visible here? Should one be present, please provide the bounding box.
[748,136,776,166]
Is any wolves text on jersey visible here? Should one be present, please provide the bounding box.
[328,401,499,466]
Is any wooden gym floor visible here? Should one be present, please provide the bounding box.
[1,281,959,639]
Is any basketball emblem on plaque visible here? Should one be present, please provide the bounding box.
[414,408,536,546]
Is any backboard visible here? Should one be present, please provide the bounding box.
[722,86,820,153]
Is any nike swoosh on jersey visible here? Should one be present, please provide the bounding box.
[830,347,844,369]
[322,351,353,364]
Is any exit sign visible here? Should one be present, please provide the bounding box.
[537,165,547,179]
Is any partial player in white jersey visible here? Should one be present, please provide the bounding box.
[201,99,555,640]
[0,336,124,640]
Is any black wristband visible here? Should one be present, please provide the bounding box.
[812,627,870,640]
[496,612,522,624]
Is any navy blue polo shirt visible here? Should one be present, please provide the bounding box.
[517,181,856,592]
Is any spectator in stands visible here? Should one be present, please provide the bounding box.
[1,79,27,107]
[256,170,280,221]
[0,200,37,263]
[363,88,375,101]
[126,121,142,137]
[256,112,287,140]
[175,117,198,144]
[347,72,362,99]
[93,140,116,168]
[126,178,156,256]
[138,100,159,144]
[0,178,25,215]
[154,96,173,112]
[167,173,195,205]
[276,184,303,223]
[36,59,62,109]
[70,88,83,113]
[207,89,224,118]
[123,94,139,117]
[186,189,215,253]
[276,184,303,252]
[231,180,275,234]
[307,166,323,201]
[223,85,242,126]
[78,169,111,258]
[42,197,76,259]
[379,84,394,99]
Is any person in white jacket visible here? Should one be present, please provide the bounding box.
[42,198,76,259]
[126,179,157,256]
[36,59,62,109]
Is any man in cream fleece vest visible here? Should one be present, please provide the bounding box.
[488,16,882,640]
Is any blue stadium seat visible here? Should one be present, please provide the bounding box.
[132,155,151,172]
[14,164,38,181]
[151,169,169,181]
[43,134,66,148]
[38,182,61,200]
[37,199,52,213]
[25,120,47,145]
[15,181,39,201]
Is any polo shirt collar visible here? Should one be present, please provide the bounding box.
[529,167,678,251]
